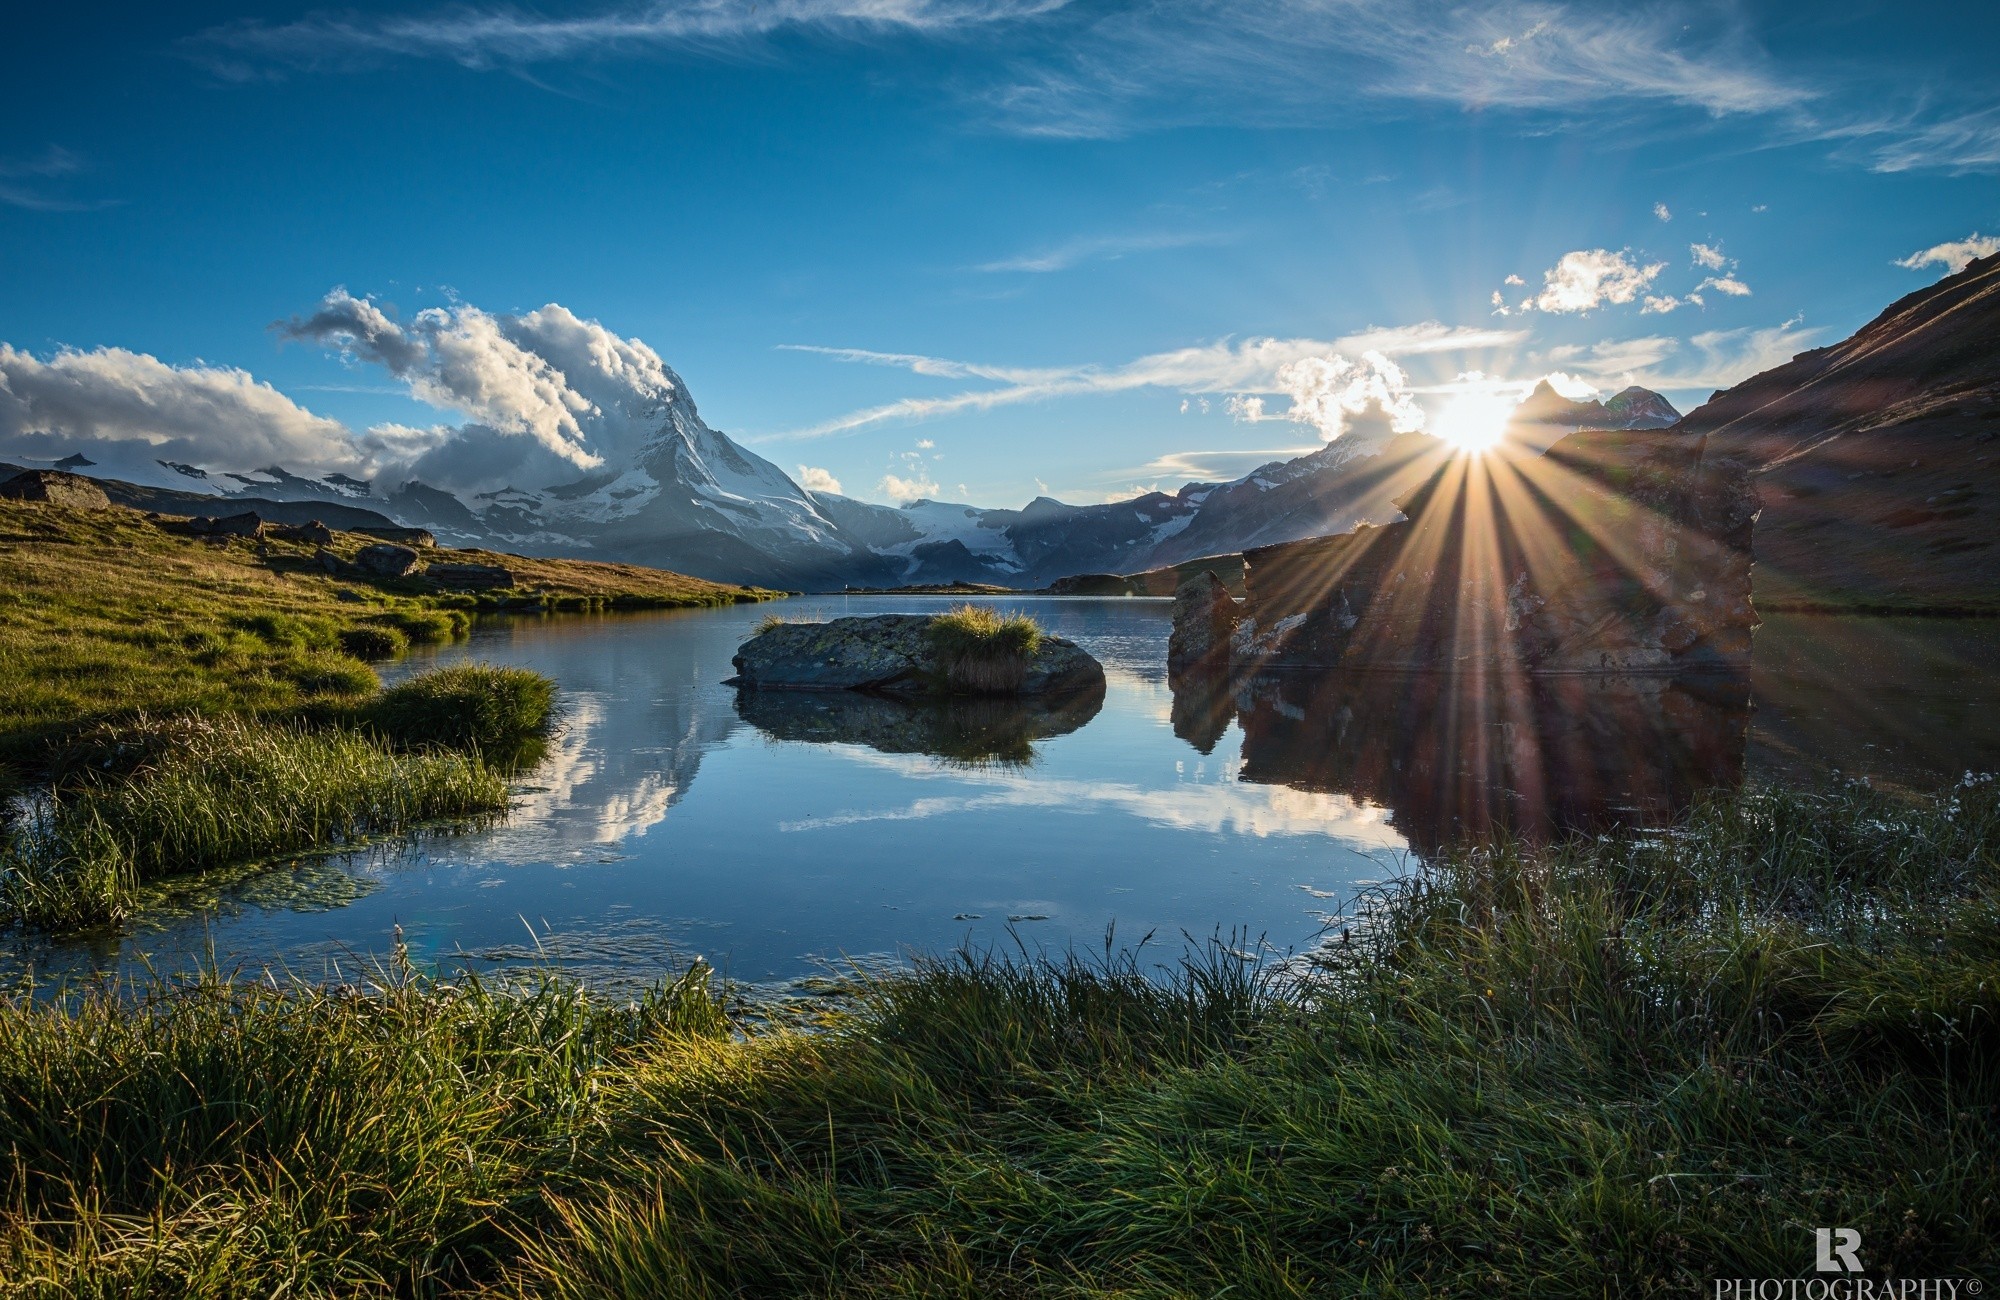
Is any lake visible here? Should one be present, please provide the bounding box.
[9,598,2000,992]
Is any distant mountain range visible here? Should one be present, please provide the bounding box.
[14,254,1994,605]
[0,368,1681,590]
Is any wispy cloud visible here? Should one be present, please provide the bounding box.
[983,0,1811,139]
[1860,106,2000,175]
[0,146,118,213]
[188,0,1068,76]
[1541,317,1820,395]
[976,228,1230,273]
[1896,232,2000,276]
[769,323,1526,439]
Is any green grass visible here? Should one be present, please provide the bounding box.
[0,497,771,780]
[366,663,559,757]
[338,624,411,662]
[1,777,1994,1294]
[926,604,1044,694]
[0,715,510,931]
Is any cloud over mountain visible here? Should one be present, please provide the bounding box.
[0,342,362,477]
[1896,232,2000,276]
[278,289,693,494]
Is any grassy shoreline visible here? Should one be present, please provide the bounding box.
[1,778,1993,1295]
[0,498,772,777]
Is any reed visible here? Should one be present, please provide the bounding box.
[0,717,508,931]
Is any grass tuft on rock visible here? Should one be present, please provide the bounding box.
[925,604,1044,694]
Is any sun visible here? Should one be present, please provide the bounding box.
[1430,390,1515,452]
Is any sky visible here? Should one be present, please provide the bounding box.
[2,0,1997,509]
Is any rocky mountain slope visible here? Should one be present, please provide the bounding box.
[1683,252,2000,609]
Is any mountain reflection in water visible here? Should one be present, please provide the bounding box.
[7,601,1995,992]
[1173,668,1751,854]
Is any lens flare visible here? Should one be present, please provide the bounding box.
[1431,391,1515,452]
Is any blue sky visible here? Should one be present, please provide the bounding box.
[3,0,1996,507]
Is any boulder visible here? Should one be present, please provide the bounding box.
[1167,571,1241,673]
[0,470,111,509]
[193,511,266,539]
[354,543,419,577]
[732,614,1104,698]
[269,519,334,546]
[357,526,437,548]
[426,561,514,590]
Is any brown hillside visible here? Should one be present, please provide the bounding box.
[1684,253,2000,610]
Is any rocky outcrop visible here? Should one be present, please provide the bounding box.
[1197,426,1759,675]
[268,520,333,545]
[731,614,1103,697]
[426,561,514,590]
[0,470,111,509]
[354,543,419,577]
[357,526,437,548]
[174,511,267,539]
[1166,571,1240,673]
[735,685,1103,765]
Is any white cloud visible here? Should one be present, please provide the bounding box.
[0,342,363,478]
[1225,394,1267,423]
[976,229,1230,273]
[797,464,843,495]
[1895,232,2000,276]
[1138,446,1320,481]
[1690,242,1728,270]
[190,0,1068,77]
[1271,351,1426,444]
[1698,275,1751,296]
[773,322,1525,439]
[1503,274,1525,286]
[916,438,935,449]
[1642,295,1685,314]
[1654,202,1672,222]
[278,288,691,493]
[1518,248,1665,314]
[879,470,939,502]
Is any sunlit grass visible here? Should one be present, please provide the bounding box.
[926,603,1044,694]
[1,714,510,931]
[1,778,1994,1292]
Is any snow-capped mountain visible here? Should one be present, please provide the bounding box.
[8,365,1679,591]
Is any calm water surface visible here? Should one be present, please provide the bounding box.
[10,598,2000,991]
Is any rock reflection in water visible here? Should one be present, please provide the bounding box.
[735,681,1105,766]
[1181,669,1751,853]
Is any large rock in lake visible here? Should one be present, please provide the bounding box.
[732,613,1104,697]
